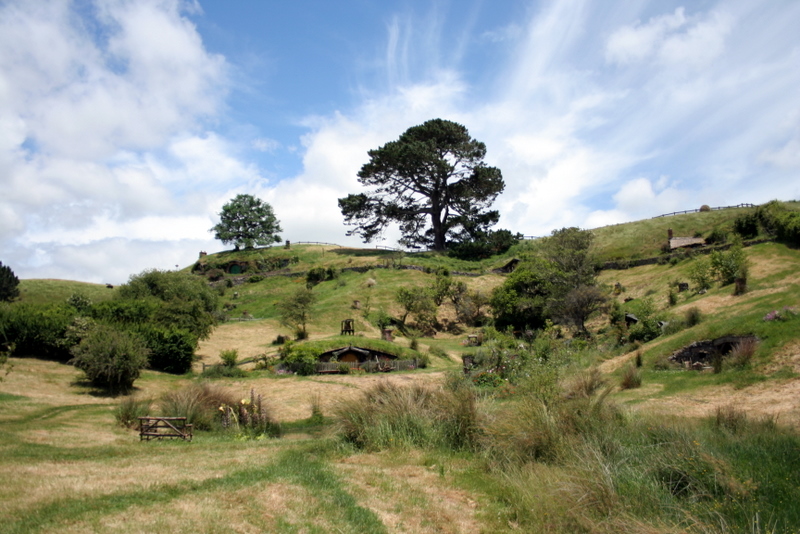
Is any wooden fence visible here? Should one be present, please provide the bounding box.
[652,203,755,218]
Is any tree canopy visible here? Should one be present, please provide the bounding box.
[339,118,504,251]
[0,261,20,302]
[490,227,601,332]
[211,194,282,250]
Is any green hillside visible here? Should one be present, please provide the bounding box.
[3,201,800,533]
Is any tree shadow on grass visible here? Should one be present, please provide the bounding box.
[70,377,141,398]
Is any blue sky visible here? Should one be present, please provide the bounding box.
[1,0,799,283]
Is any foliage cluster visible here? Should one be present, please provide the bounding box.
[0,261,20,302]
[1,269,220,391]
[210,194,282,250]
[490,227,604,333]
[70,324,150,393]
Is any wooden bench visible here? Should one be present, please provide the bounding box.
[138,417,193,441]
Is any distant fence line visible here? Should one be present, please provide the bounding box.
[651,203,756,219]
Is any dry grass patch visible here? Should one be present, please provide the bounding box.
[629,379,800,429]
[195,320,284,366]
[337,452,480,534]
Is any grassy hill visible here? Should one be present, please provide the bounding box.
[3,202,800,533]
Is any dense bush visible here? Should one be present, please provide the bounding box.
[687,256,713,291]
[278,341,319,375]
[710,239,748,285]
[448,229,520,260]
[733,212,759,238]
[0,303,76,360]
[705,227,729,244]
[0,261,20,302]
[70,325,149,393]
[137,325,195,374]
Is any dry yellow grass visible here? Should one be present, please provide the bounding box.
[337,451,481,533]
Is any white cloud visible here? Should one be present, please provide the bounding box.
[605,8,687,65]
[0,0,232,281]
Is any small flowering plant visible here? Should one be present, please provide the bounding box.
[218,388,281,438]
[763,306,798,322]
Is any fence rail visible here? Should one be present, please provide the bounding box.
[652,203,755,219]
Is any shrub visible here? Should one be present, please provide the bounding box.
[687,256,713,291]
[137,325,196,374]
[200,365,246,378]
[207,268,225,281]
[705,227,728,244]
[70,325,150,393]
[733,213,759,238]
[220,348,238,368]
[710,238,747,285]
[667,287,678,306]
[699,204,711,212]
[279,341,319,375]
[416,352,430,369]
[306,266,328,288]
[115,396,152,428]
[338,363,351,374]
[0,261,20,302]
[620,364,642,389]
[685,307,703,327]
[0,303,76,361]
[248,275,264,284]
[219,388,281,438]
[66,293,92,313]
[472,371,505,388]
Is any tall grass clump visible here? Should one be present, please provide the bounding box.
[334,381,480,451]
[115,395,152,428]
[159,383,239,430]
[620,364,642,389]
[725,337,757,370]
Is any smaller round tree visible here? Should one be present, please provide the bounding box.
[70,325,150,393]
[0,261,20,302]
[210,194,282,250]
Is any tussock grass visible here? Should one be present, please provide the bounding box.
[159,383,239,430]
[114,395,152,428]
[334,380,480,451]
